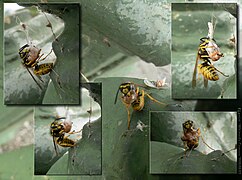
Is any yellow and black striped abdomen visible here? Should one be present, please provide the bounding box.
[198,63,219,81]
[56,134,76,147]
[34,63,53,75]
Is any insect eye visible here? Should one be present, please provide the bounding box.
[122,88,129,94]
[186,124,190,129]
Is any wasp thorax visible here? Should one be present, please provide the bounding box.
[63,120,73,133]
[27,45,41,61]
[206,40,224,61]
[181,120,201,150]
[122,92,137,104]
[183,120,194,130]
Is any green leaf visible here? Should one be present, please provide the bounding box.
[40,4,80,104]
[0,107,33,146]
[0,146,34,179]
[151,142,236,173]
[82,0,171,68]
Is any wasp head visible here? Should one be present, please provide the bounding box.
[183,120,195,132]
[114,82,136,104]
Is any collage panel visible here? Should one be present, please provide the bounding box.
[81,1,171,84]
[99,76,194,178]
[171,3,237,99]
[4,3,80,104]
[34,83,101,175]
[150,111,237,174]
[100,77,172,179]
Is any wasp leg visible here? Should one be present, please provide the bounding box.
[39,49,53,62]
[201,135,216,151]
[212,65,229,77]
[182,141,189,157]
[221,144,237,156]
[126,105,131,130]
[186,144,196,157]
[145,93,166,106]
[67,129,82,135]
[121,99,131,129]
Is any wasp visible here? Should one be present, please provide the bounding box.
[181,120,201,150]
[114,82,166,130]
[181,120,216,156]
[18,43,55,89]
[50,116,82,155]
[17,11,61,90]
[192,37,228,88]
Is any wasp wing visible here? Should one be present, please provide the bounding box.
[192,52,200,88]
[203,77,208,88]
[114,88,120,104]
[26,67,43,90]
[52,136,59,156]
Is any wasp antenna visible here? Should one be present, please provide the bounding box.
[201,136,216,151]
[55,116,66,120]
[114,88,120,104]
